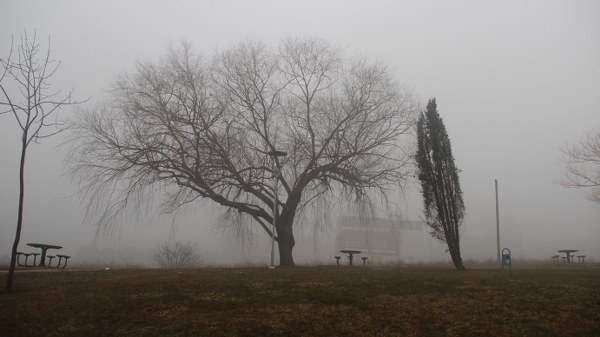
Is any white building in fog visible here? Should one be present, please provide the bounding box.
[334,216,448,264]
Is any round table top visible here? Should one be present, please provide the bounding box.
[558,249,579,253]
[340,250,361,254]
[27,243,63,250]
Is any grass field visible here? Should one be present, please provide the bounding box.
[1,266,599,336]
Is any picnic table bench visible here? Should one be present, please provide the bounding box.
[558,249,578,264]
[16,243,70,268]
[27,243,63,267]
[340,250,361,266]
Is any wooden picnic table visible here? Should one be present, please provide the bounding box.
[340,249,361,266]
[27,243,63,267]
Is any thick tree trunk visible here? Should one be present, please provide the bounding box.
[448,240,465,271]
[276,219,295,267]
[450,251,465,271]
[278,239,295,266]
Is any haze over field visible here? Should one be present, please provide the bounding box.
[1,0,599,267]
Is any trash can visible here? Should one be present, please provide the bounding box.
[502,248,511,270]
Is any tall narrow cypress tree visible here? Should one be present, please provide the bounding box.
[416,98,465,271]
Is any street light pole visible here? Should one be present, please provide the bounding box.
[267,150,287,269]
[270,167,279,269]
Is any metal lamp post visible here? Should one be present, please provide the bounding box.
[267,150,287,269]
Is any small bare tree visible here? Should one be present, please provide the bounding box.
[562,130,600,205]
[1,32,82,291]
[153,241,201,268]
[70,38,417,266]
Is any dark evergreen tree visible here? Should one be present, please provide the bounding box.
[416,98,465,271]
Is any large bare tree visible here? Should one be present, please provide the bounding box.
[562,130,600,205]
[69,38,416,266]
[1,32,81,291]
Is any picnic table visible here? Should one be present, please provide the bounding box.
[27,243,63,267]
[558,249,578,264]
[340,250,361,266]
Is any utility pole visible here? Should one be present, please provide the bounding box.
[495,179,500,266]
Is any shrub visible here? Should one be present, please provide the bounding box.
[152,241,202,268]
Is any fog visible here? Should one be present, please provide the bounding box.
[1,0,599,267]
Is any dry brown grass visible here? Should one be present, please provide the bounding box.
[1,266,599,336]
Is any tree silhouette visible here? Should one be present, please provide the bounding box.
[415,98,465,271]
[69,38,417,266]
[153,241,202,268]
[1,32,82,291]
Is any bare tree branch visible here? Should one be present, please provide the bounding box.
[561,130,600,204]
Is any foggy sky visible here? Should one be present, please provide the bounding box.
[1,0,599,266]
